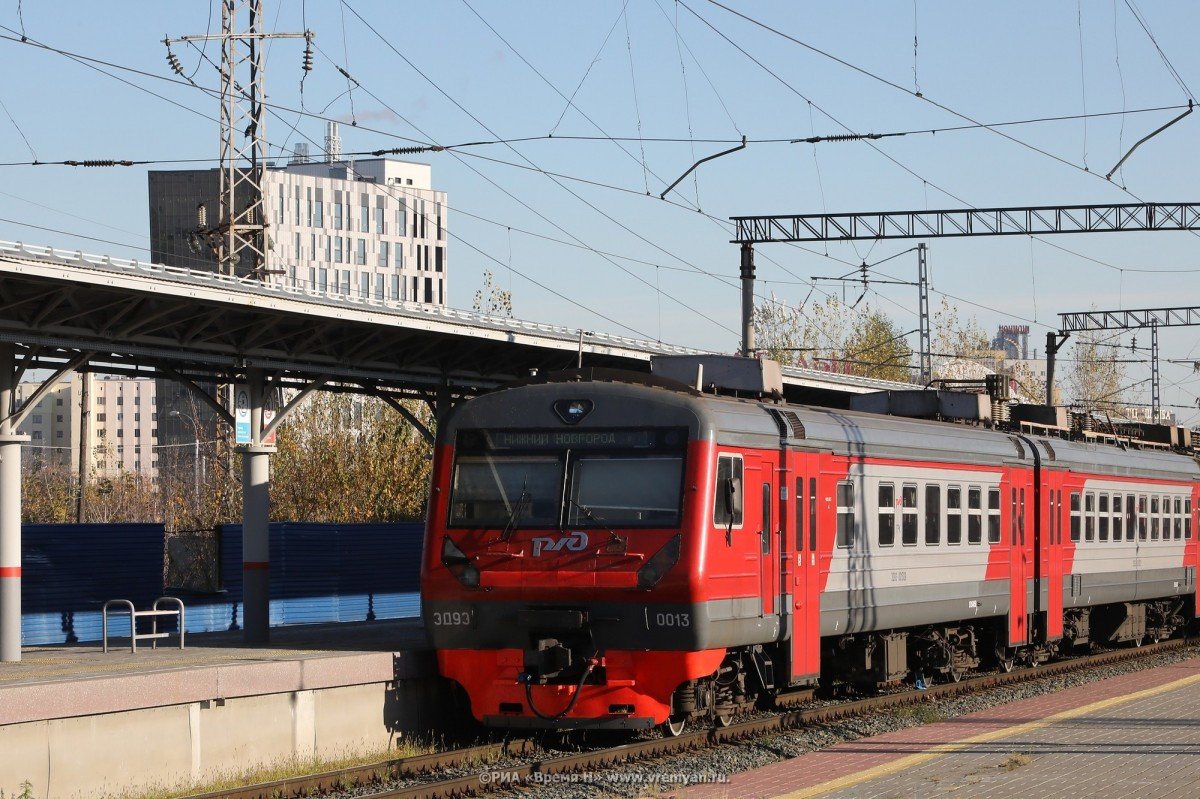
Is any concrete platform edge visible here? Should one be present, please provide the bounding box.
[0,650,409,726]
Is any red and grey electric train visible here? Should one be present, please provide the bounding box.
[420,369,1199,733]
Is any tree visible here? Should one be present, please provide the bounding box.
[472,270,513,317]
[844,306,915,383]
[1065,330,1128,413]
[755,294,913,382]
[270,392,433,523]
[929,297,997,380]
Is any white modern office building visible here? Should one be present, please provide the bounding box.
[148,128,449,306]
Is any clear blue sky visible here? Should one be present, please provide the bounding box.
[1,2,1198,421]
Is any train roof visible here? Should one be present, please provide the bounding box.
[445,375,1200,482]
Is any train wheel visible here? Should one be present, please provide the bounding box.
[664,714,688,737]
[715,711,734,728]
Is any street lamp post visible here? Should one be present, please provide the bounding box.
[168,409,203,506]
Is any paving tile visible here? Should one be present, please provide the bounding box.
[677,655,1200,799]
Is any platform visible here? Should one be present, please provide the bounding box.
[0,618,443,799]
[680,654,1200,799]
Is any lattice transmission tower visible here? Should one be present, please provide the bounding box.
[168,1,311,279]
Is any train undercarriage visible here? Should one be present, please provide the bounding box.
[656,595,1196,735]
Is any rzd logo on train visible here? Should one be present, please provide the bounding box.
[531,531,588,557]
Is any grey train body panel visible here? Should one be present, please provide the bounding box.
[819,579,1010,636]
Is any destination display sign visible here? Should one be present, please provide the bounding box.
[458,427,686,453]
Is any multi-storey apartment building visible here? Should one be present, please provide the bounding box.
[17,375,159,477]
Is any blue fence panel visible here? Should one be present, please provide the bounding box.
[21,523,165,645]
[213,522,424,631]
[20,522,424,641]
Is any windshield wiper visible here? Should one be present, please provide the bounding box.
[566,497,627,553]
[500,483,531,541]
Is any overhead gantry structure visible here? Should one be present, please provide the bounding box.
[730,201,1200,393]
[0,240,913,660]
[1054,306,1200,421]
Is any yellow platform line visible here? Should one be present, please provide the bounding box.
[776,670,1200,799]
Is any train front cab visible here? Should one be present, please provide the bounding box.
[423,381,801,731]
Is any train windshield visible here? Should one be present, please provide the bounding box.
[450,455,564,527]
[448,427,687,529]
[567,456,683,526]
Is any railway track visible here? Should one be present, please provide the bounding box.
[185,637,1195,799]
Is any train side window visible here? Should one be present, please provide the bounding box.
[762,483,772,554]
[1070,492,1081,542]
[1112,494,1123,541]
[1186,498,1193,539]
[1129,494,1138,540]
[1019,488,1026,545]
[1010,488,1018,545]
[1084,492,1095,541]
[925,485,941,545]
[878,483,896,547]
[1057,490,1065,545]
[967,486,982,544]
[796,478,804,551]
[714,455,744,528]
[1150,495,1160,540]
[1049,491,1058,545]
[836,481,855,548]
[1056,490,1065,545]
[1174,496,1183,540]
[1098,494,1110,541]
[902,484,919,546]
[947,486,962,545]
[1138,495,1148,540]
[809,478,818,552]
[987,487,1001,543]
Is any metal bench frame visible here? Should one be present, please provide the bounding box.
[102,597,186,653]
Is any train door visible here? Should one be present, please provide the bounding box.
[757,454,780,618]
[741,453,773,619]
[1042,469,1065,640]
[1007,472,1029,647]
[786,450,821,683]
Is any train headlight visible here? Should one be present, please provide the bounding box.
[637,534,682,590]
[459,563,481,587]
[442,536,481,588]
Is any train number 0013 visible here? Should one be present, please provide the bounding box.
[654,612,691,627]
[432,610,472,626]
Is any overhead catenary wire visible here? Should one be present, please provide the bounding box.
[340,1,742,339]
[0,16,770,337]
[621,2,651,194]
[243,39,692,341]
[0,95,37,161]
[0,20,1188,286]
[4,6,1196,404]
[674,1,1200,303]
[1123,0,1195,101]
[694,0,1163,196]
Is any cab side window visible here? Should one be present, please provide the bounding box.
[714,455,743,528]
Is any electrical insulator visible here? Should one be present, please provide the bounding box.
[302,43,314,72]
[166,48,184,76]
[196,204,207,228]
